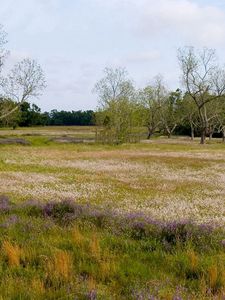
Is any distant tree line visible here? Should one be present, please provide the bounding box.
[0,99,95,127]
[46,109,95,126]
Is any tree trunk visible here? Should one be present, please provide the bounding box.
[165,126,172,138]
[199,107,207,145]
[147,130,152,139]
[209,132,213,141]
[200,130,206,144]
[190,125,194,141]
[222,129,225,142]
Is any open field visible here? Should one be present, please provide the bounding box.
[0,128,225,226]
[0,126,97,139]
[0,127,225,299]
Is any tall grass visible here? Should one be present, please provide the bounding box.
[2,241,21,267]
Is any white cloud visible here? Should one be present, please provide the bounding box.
[133,0,225,47]
[124,50,161,64]
[97,0,225,46]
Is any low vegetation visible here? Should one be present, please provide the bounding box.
[0,195,223,299]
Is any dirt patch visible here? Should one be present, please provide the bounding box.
[50,136,95,144]
[0,138,30,145]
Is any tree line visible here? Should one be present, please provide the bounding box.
[0,99,95,127]
[94,48,225,144]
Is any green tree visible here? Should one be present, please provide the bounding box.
[94,67,136,143]
[137,76,164,139]
[159,89,182,138]
[178,93,199,140]
[0,98,21,128]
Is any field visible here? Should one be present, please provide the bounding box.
[0,126,224,299]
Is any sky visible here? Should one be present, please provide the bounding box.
[0,0,225,112]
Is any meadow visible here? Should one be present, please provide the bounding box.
[0,126,224,299]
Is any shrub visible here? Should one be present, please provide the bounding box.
[43,199,83,224]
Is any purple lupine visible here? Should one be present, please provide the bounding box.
[0,195,11,212]
[86,289,97,300]
[1,215,20,228]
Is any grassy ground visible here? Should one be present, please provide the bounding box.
[0,128,225,225]
[0,126,224,299]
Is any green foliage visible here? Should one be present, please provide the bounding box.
[0,98,21,129]
[96,97,138,144]
[47,109,95,126]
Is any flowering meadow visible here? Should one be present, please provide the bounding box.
[0,128,224,299]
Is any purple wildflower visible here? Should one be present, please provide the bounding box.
[86,289,97,300]
[0,195,11,212]
[1,215,20,228]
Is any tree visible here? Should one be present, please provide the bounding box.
[18,102,43,126]
[0,58,46,120]
[137,76,166,139]
[0,25,8,72]
[216,97,225,142]
[205,99,222,140]
[0,25,46,123]
[0,98,21,128]
[178,47,225,144]
[94,67,136,143]
[94,67,134,106]
[178,93,199,140]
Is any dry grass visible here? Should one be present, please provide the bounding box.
[209,266,219,291]
[188,250,198,269]
[47,250,73,280]
[31,278,45,294]
[72,226,85,248]
[2,241,21,267]
[89,233,101,260]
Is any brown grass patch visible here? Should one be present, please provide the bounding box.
[2,241,22,267]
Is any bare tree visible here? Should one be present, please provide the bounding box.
[178,47,225,144]
[0,58,46,120]
[94,67,134,106]
[0,25,8,71]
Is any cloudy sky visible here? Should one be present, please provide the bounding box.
[0,0,225,111]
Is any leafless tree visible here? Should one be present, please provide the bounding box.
[0,58,46,120]
[94,67,134,107]
[0,25,8,71]
[178,47,225,144]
